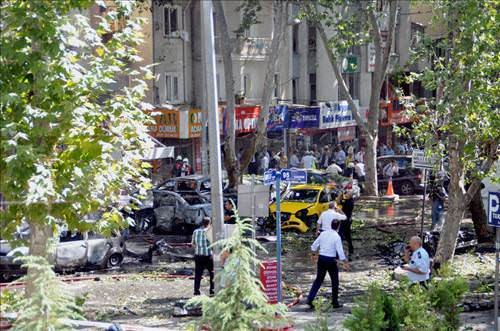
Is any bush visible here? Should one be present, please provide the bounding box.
[304,297,331,331]
[343,284,388,331]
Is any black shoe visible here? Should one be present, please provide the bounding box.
[332,303,343,309]
[209,291,215,297]
[305,301,314,309]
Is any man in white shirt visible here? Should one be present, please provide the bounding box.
[301,151,316,169]
[316,202,347,235]
[402,236,430,284]
[260,153,269,174]
[355,147,364,163]
[306,220,350,309]
[326,163,343,176]
[289,149,300,168]
[334,145,346,169]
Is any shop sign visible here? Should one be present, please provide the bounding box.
[147,108,180,138]
[288,106,320,129]
[267,104,288,133]
[337,126,356,142]
[319,100,359,129]
[260,259,278,304]
[188,108,203,138]
[235,105,261,133]
[342,55,359,73]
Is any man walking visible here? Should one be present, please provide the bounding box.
[192,217,214,296]
[316,202,346,235]
[339,191,355,259]
[307,219,350,309]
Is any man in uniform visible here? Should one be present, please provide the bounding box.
[402,236,430,285]
[307,219,350,309]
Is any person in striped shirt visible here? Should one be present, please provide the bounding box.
[192,217,214,296]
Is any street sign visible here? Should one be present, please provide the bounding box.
[260,259,278,304]
[488,191,500,227]
[264,169,308,185]
[263,169,276,185]
[412,149,437,170]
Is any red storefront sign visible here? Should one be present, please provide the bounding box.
[235,105,261,133]
[380,98,413,126]
[260,259,278,304]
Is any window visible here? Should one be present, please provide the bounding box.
[307,25,316,50]
[274,74,280,99]
[242,74,251,96]
[292,25,299,53]
[309,73,317,105]
[292,79,298,104]
[165,74,179,102]
[164,6,178,36]
[340,72,360,100]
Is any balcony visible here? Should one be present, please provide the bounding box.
[215,37,272,59]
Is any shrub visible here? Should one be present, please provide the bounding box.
[343,284,388,331]
[304,297,331,331]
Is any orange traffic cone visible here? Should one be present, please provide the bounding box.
[387,204,394,217]
[386,178,395,196]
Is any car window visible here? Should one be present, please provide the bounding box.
[184,196,207,205]
[59,231,84,242]
[157,180,175,191]
[397,158,411,169]
[283,189,318,203]
[177,180,197,191]
[318,191,329,203]
[200,180,211,192]
[155,192,178,206]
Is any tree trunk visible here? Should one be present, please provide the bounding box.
[434,136,465,265]
[214,0,239,189]
[469,185,494,243]
[240,0,286,172]
[364,136,378,196]
[26,221,52,296]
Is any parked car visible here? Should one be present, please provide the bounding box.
[152,190,211,234]
[0,231,124,281]
[156,175,236,200]
[268,184,341,233]
[377,155,424,195]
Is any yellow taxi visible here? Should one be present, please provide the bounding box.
[268,184,340,233]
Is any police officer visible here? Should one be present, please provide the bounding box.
[306,219,350,309]
[402,236,430,285]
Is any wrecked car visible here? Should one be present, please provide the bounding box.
[0,232,125,281]
[152,190,211,234]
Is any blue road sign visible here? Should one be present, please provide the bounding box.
[289,169,307,183]
[488,191,500,228]
[263,169,276,185]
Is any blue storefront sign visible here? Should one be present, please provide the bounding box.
[288,106,320,129]
[267,104,289,134]
[319,100,358,129]
[488,191,500,228]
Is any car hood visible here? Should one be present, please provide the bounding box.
[269,201,315,214]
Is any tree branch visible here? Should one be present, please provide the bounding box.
[464,141,499,206]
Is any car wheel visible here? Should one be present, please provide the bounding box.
[400,181,414,195]
[107,253,123,268]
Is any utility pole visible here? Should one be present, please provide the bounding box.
[201,0,224,289]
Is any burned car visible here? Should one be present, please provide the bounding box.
[152,190,211,234]
[0,231,124,281]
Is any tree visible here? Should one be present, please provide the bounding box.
[405,0,499,263]
[239,0,288,174]
[187,213,287,331]
[300,0,399,196]
[0,0,152,324]
[213,0,239,189]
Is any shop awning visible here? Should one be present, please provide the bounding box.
[143,146,175,160]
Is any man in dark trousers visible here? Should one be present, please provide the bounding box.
[339,190,355,259]
[306,219,350,309]
[191,217,214,296]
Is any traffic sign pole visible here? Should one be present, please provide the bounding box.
[275,171,282,303]
[494,227,499,331]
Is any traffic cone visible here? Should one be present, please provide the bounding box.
[386,178,395,196]
[383,177,398,200]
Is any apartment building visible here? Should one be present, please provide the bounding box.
[148,0,433,170]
